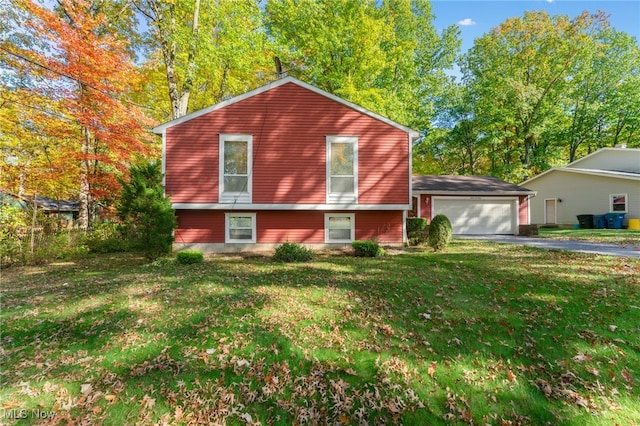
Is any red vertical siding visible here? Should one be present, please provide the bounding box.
[174,210,405,245]
[175,210,225,243]
[355,211,404,243]
[519,195,530,225]
[420,195,432,222]
[165,126,219,203]
[257,211,324,243]
[164,82,410,205]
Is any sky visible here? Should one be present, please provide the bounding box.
[431,0,640,54]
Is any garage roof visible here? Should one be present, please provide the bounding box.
[413,175,535,195]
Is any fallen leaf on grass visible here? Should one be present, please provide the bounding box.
[427,362,437,379]
[141,394,156,409]
[174,406,184,422]
[344,368,357,376]
[572,353,593,363]
[621,370,634,385]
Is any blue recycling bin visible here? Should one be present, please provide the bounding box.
[593,214,606,229]
[605,213,626,229]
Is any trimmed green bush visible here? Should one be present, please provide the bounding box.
[352,239,385,257]
[176,250,204,264]
[427,214,452,251]
[273,242,314,262]
[406,217,427,235]
[407,217,429,246]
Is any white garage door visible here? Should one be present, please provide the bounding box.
[432,197,516,235]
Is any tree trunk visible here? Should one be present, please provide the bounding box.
[78,125,92,232]
[153,0,200,120]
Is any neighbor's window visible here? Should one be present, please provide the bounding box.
[225,213,256,243]
[325,213,355,243]
[327,136,357,203]
[220,134,252,203]
[610,194,627,212]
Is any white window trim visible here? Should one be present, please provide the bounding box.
[326,136,358,204]
[225,213,256,243]
[219,134,253,203]
[324,213,355,243]
[610,193,628,213]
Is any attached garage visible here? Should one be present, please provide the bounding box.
[432,197,517,235]
[412,175,536,235]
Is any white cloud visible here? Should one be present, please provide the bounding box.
[457,18,476,26]
[547,0,555,3]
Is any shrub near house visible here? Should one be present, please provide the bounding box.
[428,214,452,251]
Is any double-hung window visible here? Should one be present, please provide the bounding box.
[327,136,357,203]
[225,213,256,243]
[325,213,355,243]
[220,134,252,203]
[610,194,627,212]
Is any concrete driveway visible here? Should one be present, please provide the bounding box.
[455,235,640,258]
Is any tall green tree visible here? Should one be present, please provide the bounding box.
[134,0,274,121]
[266,0,460,128]
[457,10,639,181]
[554,25,640,162]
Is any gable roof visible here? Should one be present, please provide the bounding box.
[522,148,640,186]
[152,76,420,140]
[565,147,640,172]
[413,175,535,195]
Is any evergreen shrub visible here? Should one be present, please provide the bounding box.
[427,214,452,251]
[352,239,385,257]
[176,250,204,264]
[406,217,429,246]
[273,242,314,262]
[118,162,177,261]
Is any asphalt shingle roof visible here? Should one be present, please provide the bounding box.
[412,175,534,194]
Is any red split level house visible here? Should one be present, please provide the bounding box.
[153,77,421,252]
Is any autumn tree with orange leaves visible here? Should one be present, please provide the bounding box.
[1,0,156,229]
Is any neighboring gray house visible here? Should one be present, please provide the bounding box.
[521,148,640,227]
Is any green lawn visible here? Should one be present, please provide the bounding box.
[538,228,640,248]
[1,242,639,425]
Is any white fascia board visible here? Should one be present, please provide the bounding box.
[564,168,640,180]
[520,167,556,185]
[152,78,293,134]
[171,203,411,210]
[408,134,413,205]
[292,78,421,139]
[152,76,421,139]
[161,132,167,187]
[431,195,520,201]
[412,191,535,196]
[523,167,640,185]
